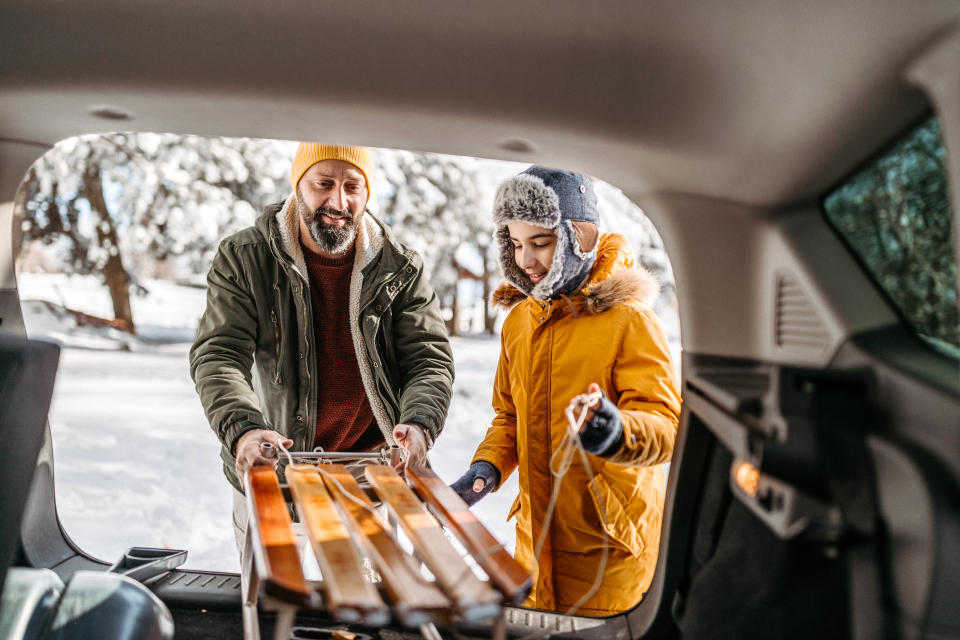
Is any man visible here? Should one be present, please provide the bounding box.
[189,143,454,552]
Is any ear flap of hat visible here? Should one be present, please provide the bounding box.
[571,221,599,254]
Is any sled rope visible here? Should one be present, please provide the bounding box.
[523,389,610,630]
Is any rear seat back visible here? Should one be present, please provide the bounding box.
[48,571,174,640]
[0,335,59,597]
[0,568,63,640]
[0,336,174,639]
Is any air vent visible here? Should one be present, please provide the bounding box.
[775,274,829,353]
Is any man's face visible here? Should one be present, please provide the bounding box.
[296,159,368,255]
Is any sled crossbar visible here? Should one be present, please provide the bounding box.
[316,463,452,627]
[243,466,313,606]
[406,465,533,606]
[286,466,389,626]
[364,465,503,621]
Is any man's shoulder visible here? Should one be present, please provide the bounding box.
[218,204,280,251]
[219,225,264,248]
[371,214,424,270]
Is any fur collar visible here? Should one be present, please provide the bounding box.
[272,193,395,442]
[492,267,658,313]
[491,233,660,314]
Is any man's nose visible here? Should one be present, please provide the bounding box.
[327,186,347,211]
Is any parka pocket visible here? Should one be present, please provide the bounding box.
[507,494,521,522]
[270,309,283,384]
[587,472,650,556]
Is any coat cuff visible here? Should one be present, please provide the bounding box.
[399,410,439,446]
[225,417,269,457]
[405,420,434,448]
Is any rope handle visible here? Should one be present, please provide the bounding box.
[564,390,604,435]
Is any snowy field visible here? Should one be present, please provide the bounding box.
[18,272,678,572]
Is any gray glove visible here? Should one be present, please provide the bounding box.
[580,393,624,456]
[450,461,501,506]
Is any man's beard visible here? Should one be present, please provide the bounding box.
[297,193,358,255]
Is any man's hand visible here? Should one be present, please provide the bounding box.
[392,423,428,472]
[234,428,293,479]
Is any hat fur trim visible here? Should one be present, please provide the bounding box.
[493,173,561,228]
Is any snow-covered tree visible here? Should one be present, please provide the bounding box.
[16,134,675,336]
[16,133,294,331]
[375,150,491,335]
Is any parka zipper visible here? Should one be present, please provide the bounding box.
[266,218,314,452]
[296,276,314,451]
[270,309,283,385]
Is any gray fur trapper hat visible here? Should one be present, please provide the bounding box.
[493,166,600,300]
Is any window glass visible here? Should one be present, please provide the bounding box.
[15,133,679,606]
[823,116,959,354]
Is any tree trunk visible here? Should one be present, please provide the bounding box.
[83,165,135,333]
[448,257,460,337]
[483,253,496,335]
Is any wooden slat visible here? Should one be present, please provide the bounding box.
[316,463,451,627]
[244,466,313,606]
[406,465,532,605]
[286,466,389,625]
[364,465,502,621]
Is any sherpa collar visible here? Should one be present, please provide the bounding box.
[492,233,659,314]
[271,193,396,442]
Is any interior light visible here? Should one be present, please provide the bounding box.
[733,460,760,497]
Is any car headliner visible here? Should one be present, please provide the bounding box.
[1,0,959,208]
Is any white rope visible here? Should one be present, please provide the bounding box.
[515,389,610,639]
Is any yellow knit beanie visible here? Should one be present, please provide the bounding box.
[289,143,374,199]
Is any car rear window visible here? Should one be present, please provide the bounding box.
[15,135,680,577]
[823,116,959,355]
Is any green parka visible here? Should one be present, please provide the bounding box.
[190,198,454,492]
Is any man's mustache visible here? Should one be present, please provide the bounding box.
[311,206,353,222]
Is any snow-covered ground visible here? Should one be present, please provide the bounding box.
[18,272,678,573]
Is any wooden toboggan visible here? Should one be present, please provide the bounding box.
[240,450,531,640]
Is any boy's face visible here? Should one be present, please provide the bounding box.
[507,220,557,285]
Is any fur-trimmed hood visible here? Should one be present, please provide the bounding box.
[492,233,659,314]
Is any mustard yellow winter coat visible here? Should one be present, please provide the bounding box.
[471,233,681,616]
